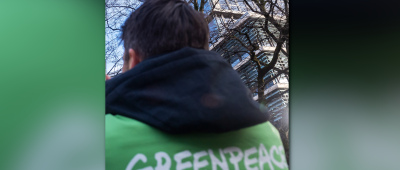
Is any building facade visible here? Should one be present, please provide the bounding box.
[207,0,289,123]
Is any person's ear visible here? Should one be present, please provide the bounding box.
[128,48,141,70]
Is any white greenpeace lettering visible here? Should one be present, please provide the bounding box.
[269,146,284,169]
[278,146,288,168]
[125,144,288,170]
[223,147,243,170]
[174,150,192,170]
[193,150,209,170]
[208,149,229,170]
[126,153,153,170]
[155,152,171,170]
[259,143,274,170]
[244,147,259,170]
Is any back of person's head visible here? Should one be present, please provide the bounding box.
[121,0,209,60]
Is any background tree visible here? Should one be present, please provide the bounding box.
[208,0,289,163]
[242,1,289,164]
[105,0,141,76]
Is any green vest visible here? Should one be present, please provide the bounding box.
[106,114,288,170]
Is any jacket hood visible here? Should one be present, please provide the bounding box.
[106,47,268,134]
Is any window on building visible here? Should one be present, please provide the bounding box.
[219,0,230,10]
[241,53,249,60]
[227,0,240,11]
[231,58,240,67]
[237,0,248,12]
[215,15,224,30]
[249,1,260,11]
[208,18,218,32]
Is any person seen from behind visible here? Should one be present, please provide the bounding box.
[105,0,289,169]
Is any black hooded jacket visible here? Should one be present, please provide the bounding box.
[106,47,268,134]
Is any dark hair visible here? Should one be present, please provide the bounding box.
[121,0,209,60]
